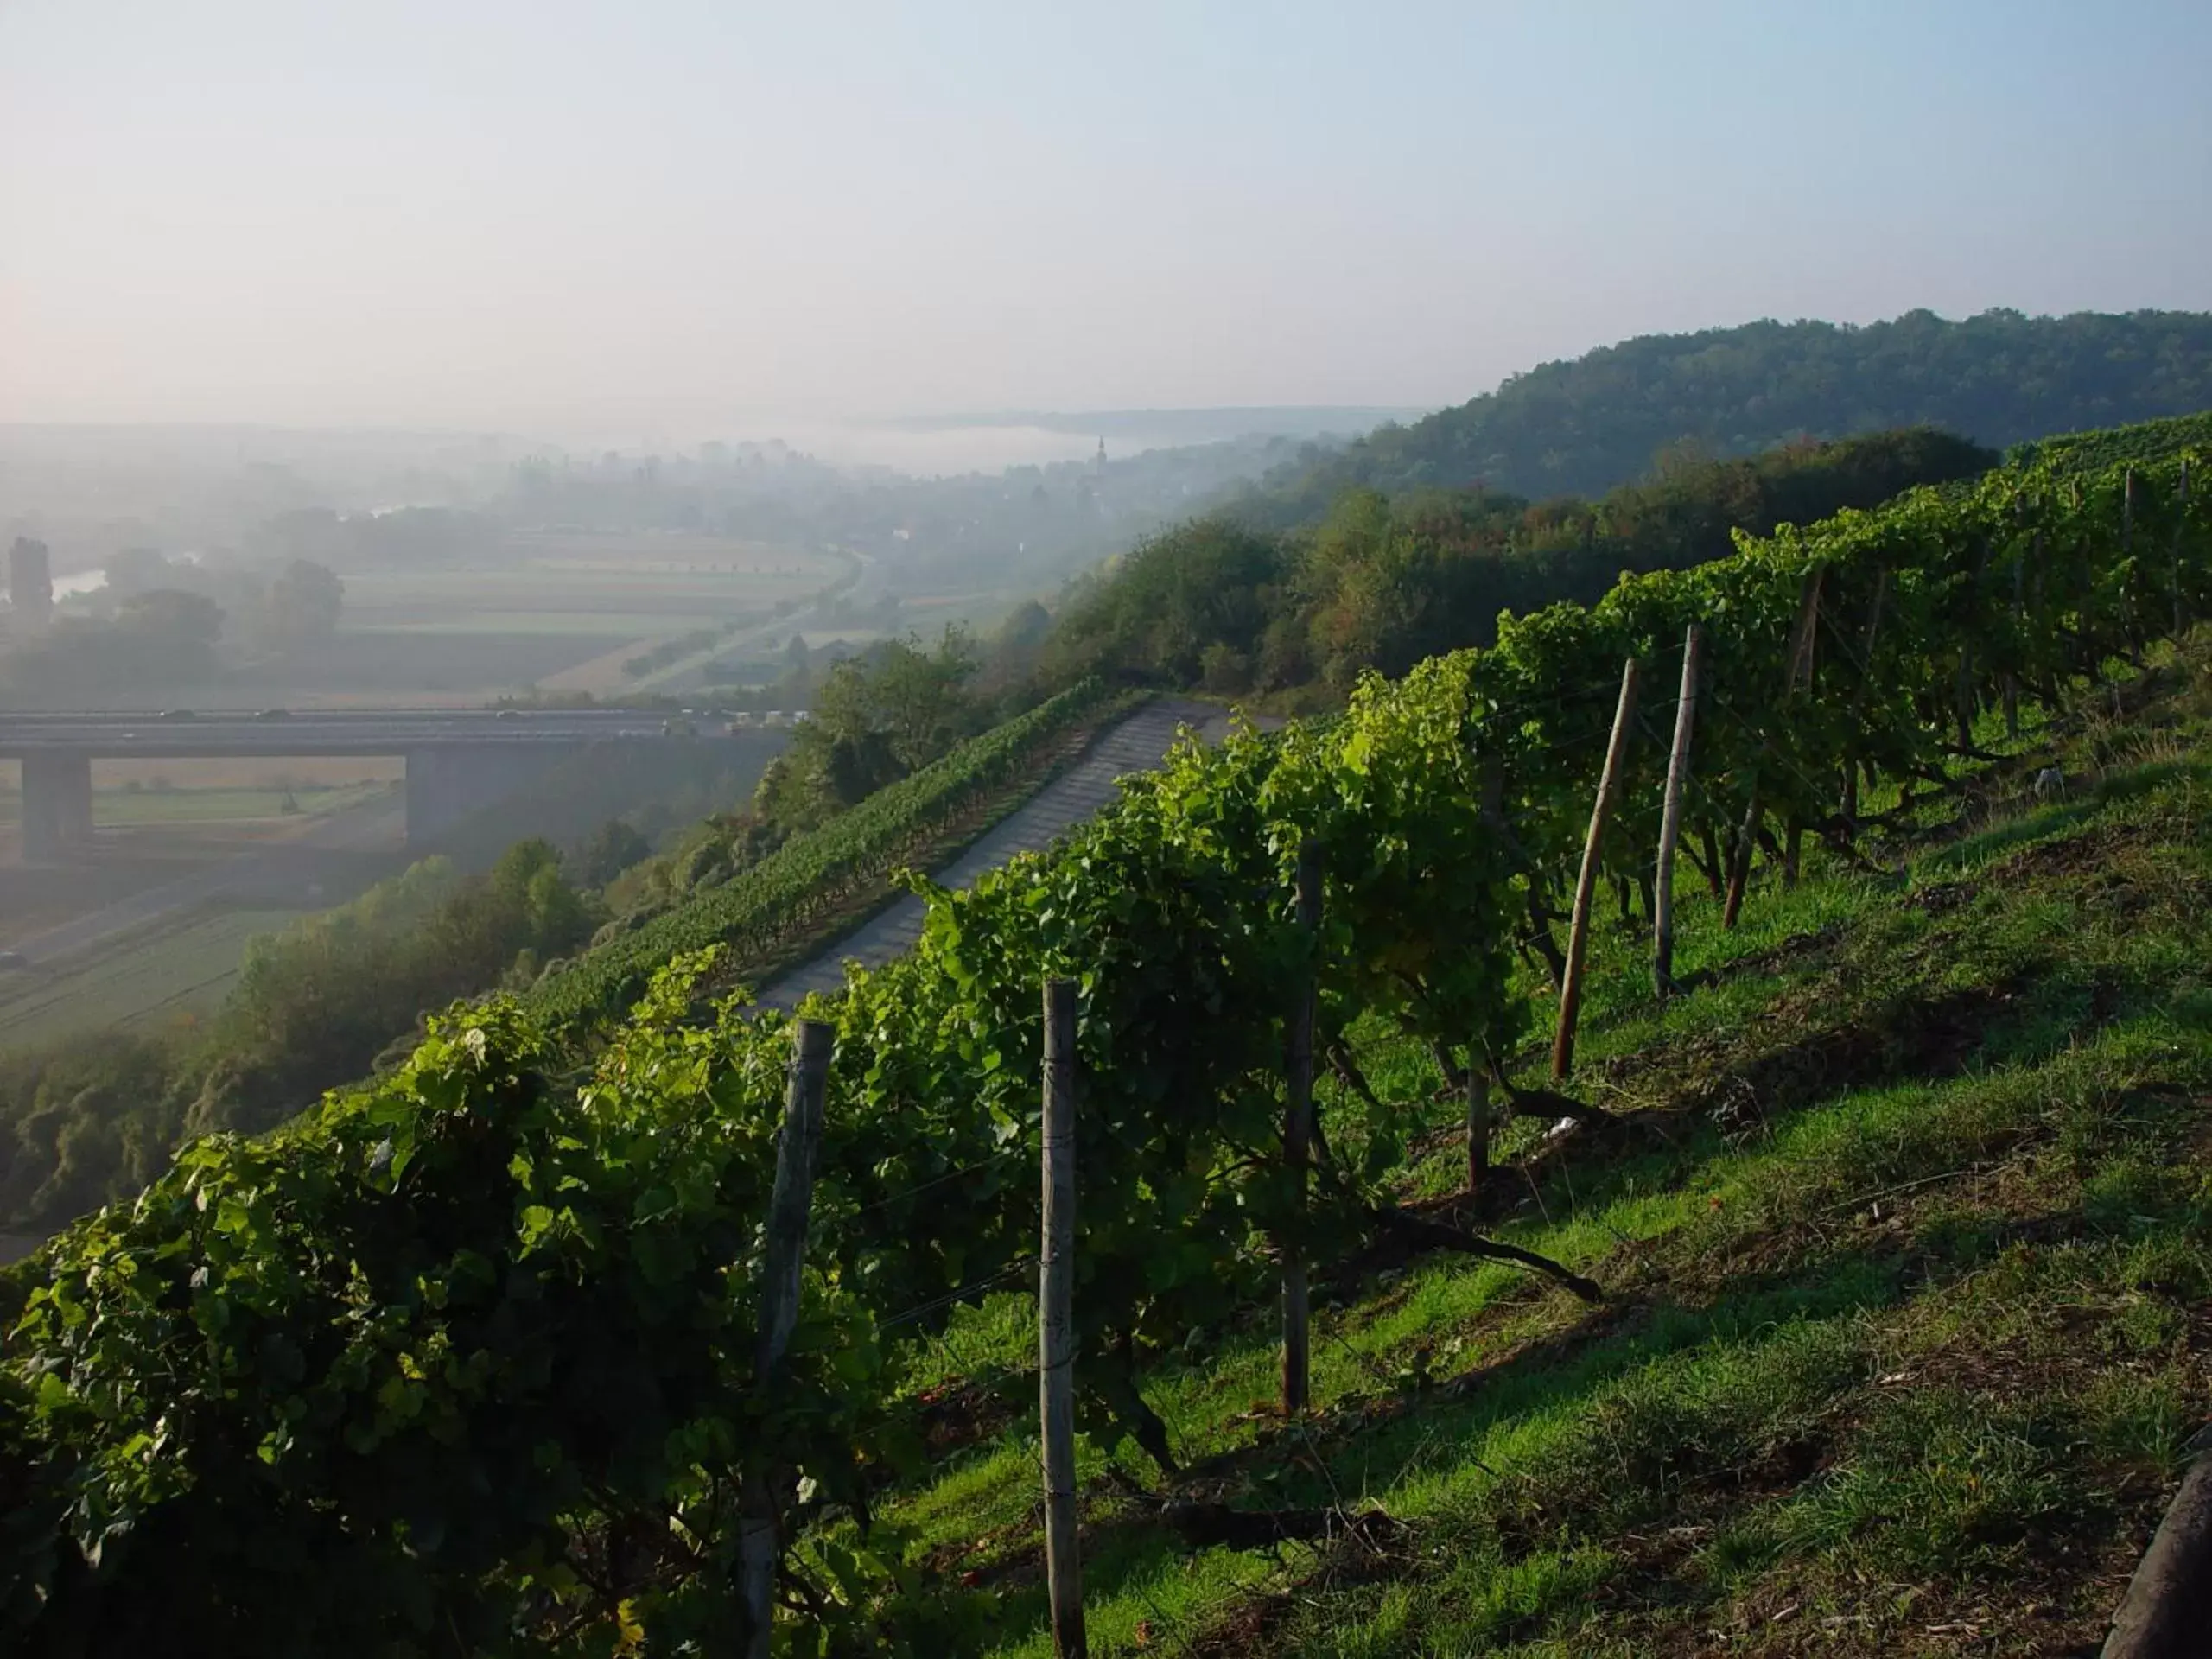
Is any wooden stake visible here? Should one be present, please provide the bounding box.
[2123,468,2144,660]
[1039,979,1087,1659]
[740,1018,832,1659]
[2005,565,2024,741]
[1281,842,1320,1414]
[1653,622,1700,999]
[1552,657,1638,1081]
[2173,457,2191,639]
[1787,568,1824,691]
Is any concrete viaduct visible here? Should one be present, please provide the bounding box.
[0,710,789,862]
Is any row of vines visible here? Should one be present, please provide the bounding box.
[522,677,1121,1033]
[2,445,2205,1655]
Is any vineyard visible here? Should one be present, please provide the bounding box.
[522,678,1123,1032]
[3,435,2209,1655]
[2008,409,2212,474]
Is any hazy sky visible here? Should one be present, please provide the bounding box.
[3,0,2208,436]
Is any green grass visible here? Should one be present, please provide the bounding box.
[0,907,297,1046]
[862,652,2212,1656]
[0,782,387,829]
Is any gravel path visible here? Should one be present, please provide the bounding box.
[753,698,1235,1011]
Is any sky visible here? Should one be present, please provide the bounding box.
[3,0,2209,440]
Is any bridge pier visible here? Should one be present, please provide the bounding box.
[19,750,93,861]
[404,743,582,847]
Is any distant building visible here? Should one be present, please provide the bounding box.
[8,537,52,631]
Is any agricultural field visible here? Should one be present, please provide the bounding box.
[339,534,841,635]
[86,783,391,827]
[264,532,853,702]
[0,759,404,949]
[0,759,400,831]
[537,636,683,696]
[0,905,295,1047]
[226,632,626,702]
[0,839,232,947]
[90,757,404,792]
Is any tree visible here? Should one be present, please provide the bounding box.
[1235,308,2212,519]
[103,547,177,595]
[753,629,984,832]
[267,560,345,642]
[579,818,652,887]
[116,588,223,647]
[1040,517,1284,686]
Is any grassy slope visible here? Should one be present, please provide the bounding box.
[866,654,2212,1656]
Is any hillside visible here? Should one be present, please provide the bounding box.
[890,643,2212,1656]
[2,425,2205,1655]
[1046,425,1996,700]
[1238,308,2212,523]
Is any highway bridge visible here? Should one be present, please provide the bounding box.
[0,709,791,861]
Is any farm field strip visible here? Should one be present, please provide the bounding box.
[340,613,716,638]
[537,637,691,694]
[87,784,395,827]
[0,906,296,1047]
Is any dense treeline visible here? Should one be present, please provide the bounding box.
[3,431,2201,1654]
[1238,308,2212,518]
[1043,426,1994,701]
[0,552,345,705]
[245,505,502,569]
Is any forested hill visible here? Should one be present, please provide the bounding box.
[1043,426,1996,702]
[1236,308,2212,525]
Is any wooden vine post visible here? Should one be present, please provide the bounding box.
[1281,842,1321,1413]
[2120,467,2143,663]
[1955,542,1993,753]
[1552,656,1638,1081]
[2032,527,2056,707]
[1039,979,1087,1659]
[2005,498,2026,741]
[2173,457,2192,639]
[1653,623,1701,999]
[740,1018,832,1659]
